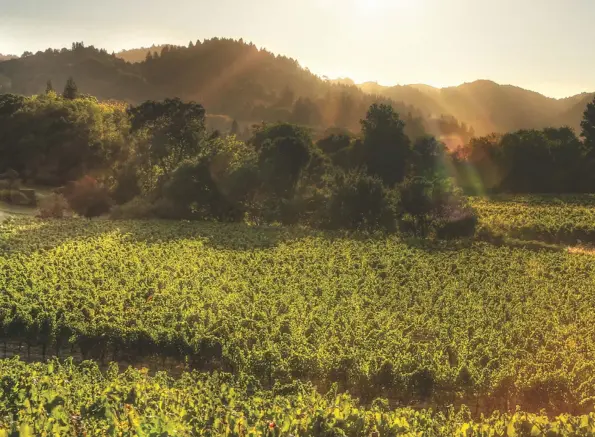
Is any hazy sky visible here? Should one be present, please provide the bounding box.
[1,0,594,98]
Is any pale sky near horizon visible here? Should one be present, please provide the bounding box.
[1,0,594,98]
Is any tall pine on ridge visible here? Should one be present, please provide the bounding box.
[63,77,79,100]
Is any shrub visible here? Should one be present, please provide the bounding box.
[327,171,397,232]
[111,197,186,220]
[151,198,181,220]
[64,176,112,218]
[398,177,434,236]
[111,166,141,205]
[432,180,478,239]
[163,160,243,221]
[398,176,478,239]
[38,194,69,218]
[110,197,154,219]
[435,204,478,239]
[256,125,313,199]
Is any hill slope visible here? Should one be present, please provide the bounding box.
[0,54,17,62]
[1,39,591,137]
[555,92,595,130]
[358,80,593,135]
[116,45,167,63]
[0,45,147,101]
[0,40,437,136]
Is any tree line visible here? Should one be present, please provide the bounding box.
[0,82,594,236]
[452,98,595,193]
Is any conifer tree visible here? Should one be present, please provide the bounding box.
[63,77,79,100]
[230,119,239,136]
[581,96,595,153]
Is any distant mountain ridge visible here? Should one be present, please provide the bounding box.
[354,79,594,135]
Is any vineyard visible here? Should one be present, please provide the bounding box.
[472,195,595,244]
[1,213,595,419]
[3,358,595,436]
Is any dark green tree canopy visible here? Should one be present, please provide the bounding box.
[164,158,242,221]
[230,119,239,136]
[62,77,79,100]
[317,129,352,156]
[0,93,127,184]
[0,94,26,116]
[411,135,448,179]
[581,96,595,152]
[328,171,397,232]
[360,103,412,186]
[257,125,313,199]
[128,98,207,176]
[249,122,312,152]
[45,80,54,95]
[453,126,587,193]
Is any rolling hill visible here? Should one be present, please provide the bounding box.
[0,39,592,138]
[0,39,435,139]
[358,80,594,135]
[0,54,17,62]
[555,92,595,130]
[116,45,167,63]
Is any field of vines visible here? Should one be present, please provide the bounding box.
[472,195,595,244]
[2,358,595,436]
[1,215,595,421]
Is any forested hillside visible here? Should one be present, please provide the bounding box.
[0,44,147,102]
[116,44,167,63]
[556,92,595,130]
[0,40,437,139]
[1,37,592,142]
[359,80,595,135]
